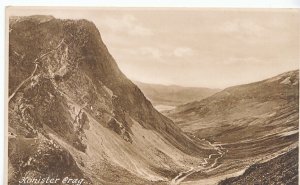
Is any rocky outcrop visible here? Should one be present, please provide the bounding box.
[219,147,298,185]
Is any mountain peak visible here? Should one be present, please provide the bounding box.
[264,69,299,85]
[9,16,212,184]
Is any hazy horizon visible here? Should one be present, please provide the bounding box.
[134,68,298,89]
[7,7,300,88]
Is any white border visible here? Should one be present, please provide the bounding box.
[1,1,300,184]
[2,0,300,8]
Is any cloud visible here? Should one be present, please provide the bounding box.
[110,47,164,63]
[134,46,195,61]
[139,47,162,59]
[100,15,153,36]
[173,47,195,57]
[222,57,262,65]
[219,20,266,39]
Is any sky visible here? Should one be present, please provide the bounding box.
[7,7,300,88]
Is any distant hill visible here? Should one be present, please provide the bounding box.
[167,70,299,143]
[165,70,299,183]
[134,81,220,110]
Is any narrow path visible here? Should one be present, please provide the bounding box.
[170,139,226,185]
[8,63,38,102]
[8,39,65,103]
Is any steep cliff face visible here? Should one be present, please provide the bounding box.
[8,16,212,184]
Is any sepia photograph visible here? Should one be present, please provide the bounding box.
[6,7,299,185]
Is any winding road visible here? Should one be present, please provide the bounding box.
[170,139,227,185]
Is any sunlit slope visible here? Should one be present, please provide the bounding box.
[167,70,299,143]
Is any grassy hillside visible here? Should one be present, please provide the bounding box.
[165,70,299,183]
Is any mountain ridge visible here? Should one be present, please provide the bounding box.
[134,81,220,108]
[8,16,213,184]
